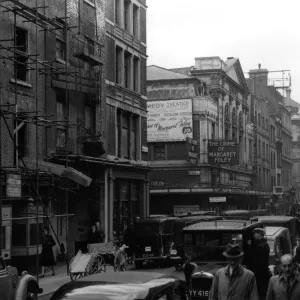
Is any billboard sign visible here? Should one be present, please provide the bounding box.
[147,99,193,142]
[209,197,226,203]
[208,140,239,165]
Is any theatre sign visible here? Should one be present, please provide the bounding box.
[208,140,239,165]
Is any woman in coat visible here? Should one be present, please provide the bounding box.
[39,226,56,277]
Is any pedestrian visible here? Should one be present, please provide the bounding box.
[251,227,271,300]
[88,224,102,244]
[95,220,105,243]
[266,254,300,300]
[209,243,258,300]
[294,237,300,265]
[39,226,56,278]
[183,255,198,289]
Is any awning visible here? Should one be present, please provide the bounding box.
[20,158,92,187]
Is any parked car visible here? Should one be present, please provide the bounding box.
[182,219,264,299]
[49,271,189,300]
[134,217,179,269]
[0,256,42,300]
[257,215,300,245]
[265,226,292,275]
[220,210,251,220]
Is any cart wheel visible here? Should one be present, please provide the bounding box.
[114,251,128,272]
[70,272,85,281]
[91,253,106,274]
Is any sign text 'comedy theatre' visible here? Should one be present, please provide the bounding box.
[208,140,239,165]
[147,99,193,142]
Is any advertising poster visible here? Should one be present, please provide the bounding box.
[208,140,239,165]
[147,99,193,142]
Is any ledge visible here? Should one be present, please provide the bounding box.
[83,0,95,8]
[10,78,32,88]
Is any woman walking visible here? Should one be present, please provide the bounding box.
[39,226,56,277]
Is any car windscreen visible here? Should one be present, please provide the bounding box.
[183,231,243,261]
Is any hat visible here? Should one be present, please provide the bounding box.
[253,228,265,235]
[223,243,244,258]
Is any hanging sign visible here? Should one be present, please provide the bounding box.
[6,174,21,198]
[208,140,239,165]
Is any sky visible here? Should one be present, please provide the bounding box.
[147,0,300,103]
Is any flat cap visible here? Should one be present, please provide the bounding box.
[253,228,265,235]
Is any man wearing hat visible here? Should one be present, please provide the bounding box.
[251,227,271,300]
[209,243,258,300]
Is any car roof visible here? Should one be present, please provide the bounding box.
[175,216,222,222]
[50,272,179,300]
[258,216,296,222]
[137,217,177,223]
[183,220,263,231]
[265,226,287,236]
[221,210,250,214]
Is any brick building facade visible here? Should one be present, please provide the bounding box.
[0,0,106,272]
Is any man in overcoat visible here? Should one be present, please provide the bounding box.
[266,254,300,300]
[209,243,258,300]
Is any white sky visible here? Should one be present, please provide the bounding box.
[147,0,300,103]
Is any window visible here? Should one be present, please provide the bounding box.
[124,51,131,88]
[212,123,215,139]
[121,113,129,158]
[133,4,139,37]
[85,104,95,133]
[258,140,261,157]
[131,117,137,159]
[13,114,27,164]
[57,101,65,121]
[249,140,253,162]
[15,27,28,81]
[277,149,282,167]
[116,46,122,84]
[262,117,265,128]
[277,174,281,186]
[266,144,269,161]
[258,113,261,126]
[154,144,165,160]
[85,36,94,56]
[124,0,131,32]
[266,119,268,130]
[133,56,139,92]
[115,0,121,26]
[262,142,265,159]
[56,22,66,60]
[56,128,66,148]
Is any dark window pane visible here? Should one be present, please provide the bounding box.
[30,223,43,246]
[12,224,26,246]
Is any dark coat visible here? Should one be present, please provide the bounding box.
[96,227,105,243]
[40,234,56,266]
[294,245,300,264]
[88,230,102,244]
[251,238,271,300]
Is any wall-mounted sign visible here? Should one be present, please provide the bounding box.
[273,186,283,195]
[208,140,239,165]
[209,197,226,203]
[188,171,200,176]
[186,137,198,165]
[142,146,148,153]
[6,174,21,198]
[147,99,193,142]
[150,180,165,188]
[174,205,199,215]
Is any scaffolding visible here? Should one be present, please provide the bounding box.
[0,0,104,281]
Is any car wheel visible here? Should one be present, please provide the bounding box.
[135,261,143,269]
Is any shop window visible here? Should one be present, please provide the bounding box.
[154,144,166,160]
[12,224,27,246]
[15,27,28,81]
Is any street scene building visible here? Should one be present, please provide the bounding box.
[147,57,294,216]
[0,0,148,273]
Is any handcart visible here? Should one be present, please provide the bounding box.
[88,242,129,271]
[68,249,106,281]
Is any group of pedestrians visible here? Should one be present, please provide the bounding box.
[209,229,300,300]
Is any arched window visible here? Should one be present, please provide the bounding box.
[225,103,229,121]
[239,111,243,129]
[232,108,236,126]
